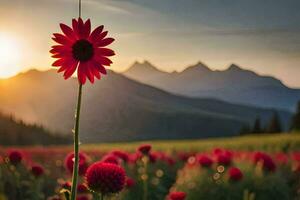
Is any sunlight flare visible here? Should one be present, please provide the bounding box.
[0,33,21,78]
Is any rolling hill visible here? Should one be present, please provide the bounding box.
[0,69,292,143]
[124,61,300,111]
[0,112,70,145]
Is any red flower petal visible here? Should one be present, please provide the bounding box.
[94,56,113,66]
[92,60,107,74]
[50,45,71,54]
[52,33,73,46]
[51,51,72,58]
[96,48,115,57]
[72,18,80,38]
[52,58,66,67]
[77,18,85,39]
[63,61,78,79]
[78,62,87,84]
[57,65,68,72]
[83,19,91,39]
[97,38,115,47]
[59,24,77,41]
[85,62,94,83]
[89,25,104,42]
[91,64,101,79]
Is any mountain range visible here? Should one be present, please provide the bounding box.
[0,69,291,143]
[124,61,300,111]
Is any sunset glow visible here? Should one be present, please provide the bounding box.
[0,33,21,78]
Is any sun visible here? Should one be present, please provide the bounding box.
[0,33,21,78]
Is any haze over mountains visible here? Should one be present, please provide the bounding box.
[124,61,300,111]
[0,69,291,142]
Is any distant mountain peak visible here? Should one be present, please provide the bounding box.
[227,64,243,71]
[182,61,211,73]
[126,60,164,74]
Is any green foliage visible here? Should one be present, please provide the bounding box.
[83,133,300,153]
[173,164,293,200]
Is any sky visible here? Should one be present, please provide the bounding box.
[0,0,300,87]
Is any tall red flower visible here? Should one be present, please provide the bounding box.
[50,18,115,84]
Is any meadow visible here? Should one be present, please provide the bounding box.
[1,133,300,200]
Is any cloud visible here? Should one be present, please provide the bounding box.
[85,0,132,15]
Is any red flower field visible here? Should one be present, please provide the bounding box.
[1,141,300,200]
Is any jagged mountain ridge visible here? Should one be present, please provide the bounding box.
[124,61,299,111]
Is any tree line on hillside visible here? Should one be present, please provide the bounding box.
[240,101,300,135]
[0,113,71,146]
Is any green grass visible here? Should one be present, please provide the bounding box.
[81,132,300,153]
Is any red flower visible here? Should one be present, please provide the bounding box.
[165,157,176,166]
[137,144,152,155]
[76,196,89,200]
[253,152,276,172]
[125,177,135,188]
[77,183,88,193]
[198,155,213,167]
[168,191,186,200]
[228,167,243,181]
[50,18,115,84]
[8,150,23,165]
[65,152,89,176]
[31,164,44,177]
[61,181,72,190]
[85,162,126,194]
[216,153,232,166]
[111,150,129,163]
[101,154,120,165]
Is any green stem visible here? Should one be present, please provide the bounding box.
[70,83,83,200]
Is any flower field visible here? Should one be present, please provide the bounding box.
[1,133,300,200]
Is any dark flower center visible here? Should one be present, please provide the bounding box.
[72,39,94,61]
